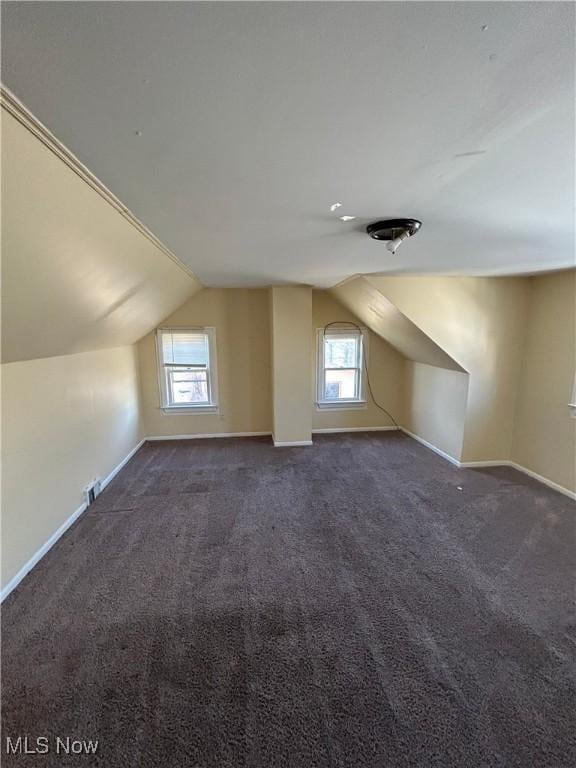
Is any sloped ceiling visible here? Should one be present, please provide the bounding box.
[1,101,202,364]
[1,2,573,287]
[331,277,465,372]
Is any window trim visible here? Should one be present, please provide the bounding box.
[315,327,368,410]
[156,326,219,414]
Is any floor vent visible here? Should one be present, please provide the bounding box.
[85,480,102,506]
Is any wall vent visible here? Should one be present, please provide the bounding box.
[85,479,102,506]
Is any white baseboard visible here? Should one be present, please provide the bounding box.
[101,438,145,490]
[508,463,576,500]
[400,427,461,466]
[401,429,575,500]
[273,439,314,447]
[0,500,88,603]
[458,460,509,468]
[0,438,146,603]
[312,426,399,434]
[148,427,396,445]
[146,431,272,441]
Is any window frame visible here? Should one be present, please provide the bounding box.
[156,327,219,414]
[315,327,368,410]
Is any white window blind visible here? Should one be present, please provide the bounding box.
[161,331,209,368]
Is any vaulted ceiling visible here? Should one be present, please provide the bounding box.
[332,277,465,372]
[1,104,201,363]
[2,2,574,288]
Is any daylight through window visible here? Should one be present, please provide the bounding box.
[157,328,218,410]
[316,327,367,407]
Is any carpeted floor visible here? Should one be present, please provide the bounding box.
[2,432,575,767]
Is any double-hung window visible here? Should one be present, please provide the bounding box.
[316,327,367,408]
[157,328,218,412]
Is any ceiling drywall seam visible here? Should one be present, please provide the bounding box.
[0,84,201,285]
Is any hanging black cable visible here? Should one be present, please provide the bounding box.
[322,321,399,428]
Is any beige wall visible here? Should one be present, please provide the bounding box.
[138,287,405,441]
[1,106,201,365]
[512,271,576,493]
[368,276,531,462]
[403,362,469,460]
[3,275,572,595]
[1,346,143,590]
[331,276,463,372]
[312,291,404,431]
[139,288,272,437]
[270,286,313,444]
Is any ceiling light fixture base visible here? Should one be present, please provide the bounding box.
[366,218,422,241]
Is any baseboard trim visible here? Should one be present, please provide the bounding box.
[458,459,510,469]
[507,463,576,500]
[312,426,399,434]
[0,501,87,603]
[101,439,145,490]
[401,429,575,500]
[273,440,314,447]
[400,427,460,466]
[148,428,398,444]
[146,431,272,441]
[459,460,575,500]
[0,438,146,603]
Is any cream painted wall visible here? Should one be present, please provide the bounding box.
[270,286,313,444]
[368,276,531,462]
[1,105,201,364]
[512,271,576,493]
[139,287,405,441]
[312,291,404,431]
[403,362,469,460]
[139,288,272,437]
[332,276,463,372]
[1,345,142,590]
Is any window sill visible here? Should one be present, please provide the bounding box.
[315,400,367,411]
[161,405,219,415]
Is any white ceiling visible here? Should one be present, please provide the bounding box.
[2,2,574,288]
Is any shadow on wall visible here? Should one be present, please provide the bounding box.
[362,276,531,463]
[403,362,469,460]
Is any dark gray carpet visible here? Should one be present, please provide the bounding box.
[2,432,575,767]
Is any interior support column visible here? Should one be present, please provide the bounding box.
[270,285,313,446]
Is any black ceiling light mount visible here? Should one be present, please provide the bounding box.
[366,218,422,254]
